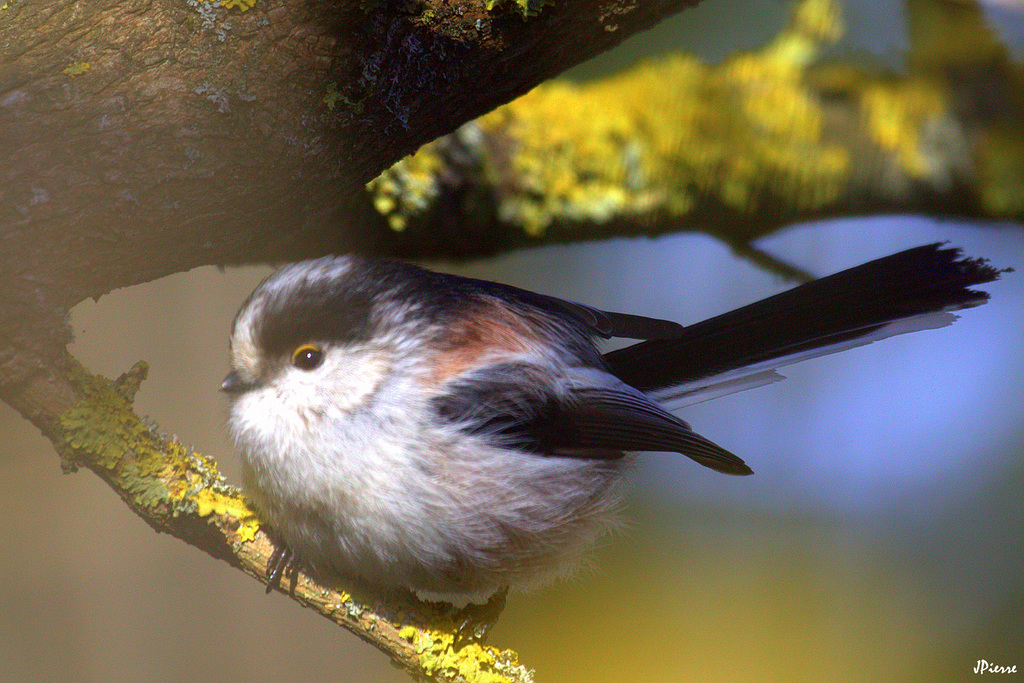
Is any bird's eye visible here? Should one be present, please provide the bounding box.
[291,344,324,371]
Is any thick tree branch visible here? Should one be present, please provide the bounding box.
[0,0,697,313]
[0,0,702,400]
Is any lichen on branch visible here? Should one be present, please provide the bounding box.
[57,358,259,540]
[367,0,849,236]
[367,0,1024,250]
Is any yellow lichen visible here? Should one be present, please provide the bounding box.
[366,0,849,237]
[220,0,255,10]
[194,487,259,540]
[861,80,947,179]
[58,360,257,544]
[418,637,522,683]
[367,146,445,231]
[395,623,529,682]
[62,61,90,77]
[484,0,553,18]
[477,0,848,233]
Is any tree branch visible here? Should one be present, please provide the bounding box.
[0,0,705,409]
[2,0,1020,358]
[369,0,1024,260]
[0,0,698,314]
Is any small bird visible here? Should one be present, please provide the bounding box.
[221,243,999,605]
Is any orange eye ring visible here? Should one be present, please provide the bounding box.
[291,344,324,371]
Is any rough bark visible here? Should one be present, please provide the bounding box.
[1,0,699,367]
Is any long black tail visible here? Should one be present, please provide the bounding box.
[604,243,1003,396]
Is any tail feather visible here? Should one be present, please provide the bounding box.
[604,244,1002,394]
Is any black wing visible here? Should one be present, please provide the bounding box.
[432,363,752,475]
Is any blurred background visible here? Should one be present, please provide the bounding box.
[2,1,1022,681]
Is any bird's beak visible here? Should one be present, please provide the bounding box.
[221,370,253,394]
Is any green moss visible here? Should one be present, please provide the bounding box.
[322,82,342,111]
[60,361,153,472]
[362,0,551,20]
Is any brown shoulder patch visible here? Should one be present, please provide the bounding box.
[429,298,550,385]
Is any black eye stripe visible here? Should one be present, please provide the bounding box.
[291,344,324,371]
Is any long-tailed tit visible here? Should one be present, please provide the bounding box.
[222,243,1000,605]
